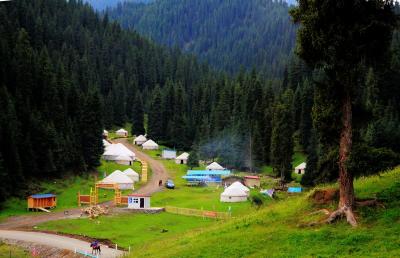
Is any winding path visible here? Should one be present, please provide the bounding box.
[0,138,169,256]
[113,138,170,194]
[0,230,123,257]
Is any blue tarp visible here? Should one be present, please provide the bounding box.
[182,175,221,182]
[287,187,302,193]
[30,194,56,198]
[187,170,231,176]
[182,175,212,180]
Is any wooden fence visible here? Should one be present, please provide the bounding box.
[165,206,230,220]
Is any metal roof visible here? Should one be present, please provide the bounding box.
[30,194,56,198]
[187,170,231,176]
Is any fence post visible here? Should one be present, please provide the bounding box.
[116,244,118,251]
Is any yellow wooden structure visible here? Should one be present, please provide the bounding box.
[78,182,131,207]
[136,158,148,182]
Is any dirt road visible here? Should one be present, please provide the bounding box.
[114,138,170,194]
[0,230,124,257]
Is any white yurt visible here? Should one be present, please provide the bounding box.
[220,187,248,202]
[206,161,225,170]
[116,128,128,137]
[142,139,159,150]
[295,162,306,175]
[134,135,147,145]
[101,170,134,190]
[102,143,136,165]
[103,139,111,147]
[114,155,135,166]
[229,181,250,196]
[103,130,109,137]
[123,168,140,182]
[175,152,189,164]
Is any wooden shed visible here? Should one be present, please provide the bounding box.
[27,194,57,211]
[244,176,260,188]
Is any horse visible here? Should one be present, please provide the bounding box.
[90,241,101,255]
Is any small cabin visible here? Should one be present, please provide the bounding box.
[27,194,57,211]
[128,194,150,209]
[244,175,260,188]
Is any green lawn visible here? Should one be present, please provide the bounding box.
[131,167,400,258]
[37,213,217,249]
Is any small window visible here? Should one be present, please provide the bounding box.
[133,198,139,203]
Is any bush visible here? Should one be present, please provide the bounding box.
[250,193,264,208]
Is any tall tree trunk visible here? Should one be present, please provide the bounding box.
[328,90,357,226]
[338,91,354,209]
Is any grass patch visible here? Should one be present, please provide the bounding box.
[132,167,400,258]
[0,242,30,257]
[37,213,216,249]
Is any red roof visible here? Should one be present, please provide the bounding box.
[244,176,260,179]
[128,194,151,197]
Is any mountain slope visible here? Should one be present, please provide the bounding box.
[83,0,152,11]
[133,167,400,257]
[107,0,297,77]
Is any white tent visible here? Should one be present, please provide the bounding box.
[134,135,147,145]
[206,162,225,170]
[142,139,159,150]
[220,187,247,202]
[116,128,128,137]
[101,170,134,190]
[103,130,109,137]
[123,168,140,182]
[228,181,250,196]
[102,143,136,165]
[103,139,111,147]
[295,162,306,175]
[114,155,135,165]
[175,152,189,164]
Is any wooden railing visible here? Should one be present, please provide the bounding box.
[165,206,230,220]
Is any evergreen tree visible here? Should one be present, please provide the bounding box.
[147,86,164,141]
[131,91,145,136]
[187,151,199,169]
[270,90,294,182]
[291,0,397,225]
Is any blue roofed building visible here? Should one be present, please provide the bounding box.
[182,170,231,183]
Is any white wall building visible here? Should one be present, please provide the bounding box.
[128,194,151,209]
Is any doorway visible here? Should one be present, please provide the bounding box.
[140,198,144,208]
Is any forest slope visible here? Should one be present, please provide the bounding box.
[107,0,297,77]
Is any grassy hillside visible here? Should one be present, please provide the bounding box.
[131,167,400,258]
